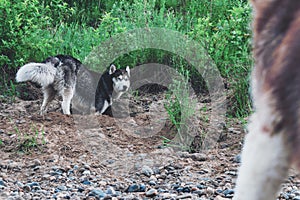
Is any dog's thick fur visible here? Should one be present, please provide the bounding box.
[95,65,130,115]
[71,65,100,114]
[16,55,82,115]
[233,1,300,199]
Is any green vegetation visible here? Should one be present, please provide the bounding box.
[165,67,196,132]
[0,0,252,117]
[13,123,46,154]
[164,68,198,151]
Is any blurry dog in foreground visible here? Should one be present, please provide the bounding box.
[16,55,82,115]
[233,1,300,199]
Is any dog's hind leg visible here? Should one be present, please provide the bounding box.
[41,86,56,115]
[61,87,74,115]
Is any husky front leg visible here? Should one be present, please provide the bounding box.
[61,87,74,115]
[40,86,56,115]
[233,111,290,200]
[95,99,110,115]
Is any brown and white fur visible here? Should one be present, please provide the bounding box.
[233,1,300,199]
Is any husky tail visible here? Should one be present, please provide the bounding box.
[16,63,57,87]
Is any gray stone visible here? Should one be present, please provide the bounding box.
[145,188,157,197]
[142,165,153,177]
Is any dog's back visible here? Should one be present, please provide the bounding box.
[233,1,300,199]
[16,55,82,115]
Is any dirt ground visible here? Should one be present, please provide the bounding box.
[1,85,300,199]
[0,84,237,169]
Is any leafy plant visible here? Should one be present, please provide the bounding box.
[12,122,46,154]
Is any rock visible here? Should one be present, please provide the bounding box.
[73,165,79,170]
[0,180,6,187]
[148,180,156,186]
[56,185,68,191]
[106,186,116,196]
[98,181,107,186]
[15,181,24,188]
[126,184,140,192]
[89,189,106,198]
[23,184,31,192]
[82,180,92,185]
[233,154,241,163]
[126,183,146,192]
[145,188,157,197]
[33,159,41,166]
[77,187,85,193]
[197,184,206,189]
[139,184,146,192]
[191,153,208,161]
[223,189,234,197]
[206,187,214,195]
[182,186,191,193]
[142,166,153,177]
[82,170,91,176]
[177,194,193,199]
[33,166,41,171]
[224,183,232,189]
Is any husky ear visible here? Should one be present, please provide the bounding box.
[126,66,130,77]
[109,64,116,75]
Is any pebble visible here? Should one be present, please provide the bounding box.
[145,188,157,197]
[141,165,153,177]
[56,185,68,191]
[82,180,92,185]
[206,186,215,195]
[233,154,241,163]
[148,180,156,186]
[106,186,116,196]
[0,180,6,187]
[89,189,106,198]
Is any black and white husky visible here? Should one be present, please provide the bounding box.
[70,63,130,115]
[16,55,82,115]
[95,64,130,115]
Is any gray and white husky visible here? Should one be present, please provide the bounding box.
[16,55,82,115]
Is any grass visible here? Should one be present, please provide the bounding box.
[160,135,191,152]
[164,67,198,149]
[11,121,46,154]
